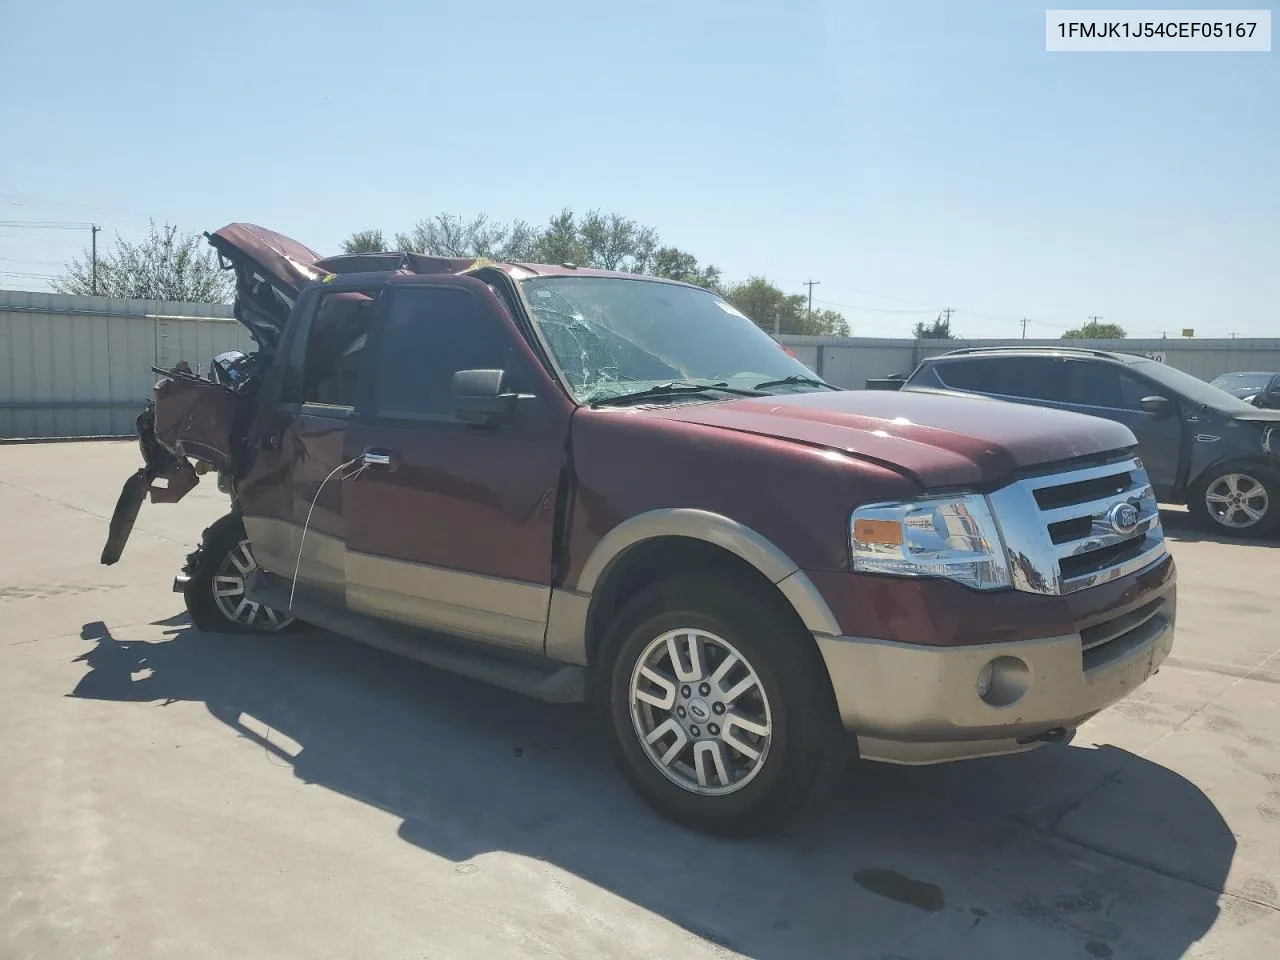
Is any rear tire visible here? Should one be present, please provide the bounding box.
[1187,463,1280,538]
[183,513,296,633]
[598,574,844,837]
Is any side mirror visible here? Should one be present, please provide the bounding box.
[453,369,516,425]
[1140,395,1172,417]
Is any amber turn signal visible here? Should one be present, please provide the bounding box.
[853,518,904,546]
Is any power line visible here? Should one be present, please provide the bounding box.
[0,255,65,267]
[813,298,935,315]
[0,220,93,230]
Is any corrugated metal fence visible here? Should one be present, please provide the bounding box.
[2,287,1278,438]
[777,335,1280,390]
[0,289,251,439]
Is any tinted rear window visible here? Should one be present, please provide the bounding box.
[934,356,1068,402]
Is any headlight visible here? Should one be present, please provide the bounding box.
[850,494,1011,591]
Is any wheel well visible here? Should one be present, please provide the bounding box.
[584,536,813,665]
[1190,457,1280,490]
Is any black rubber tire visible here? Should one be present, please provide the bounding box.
[182,513,295,633]
[1186,462,1280,539]
[598,574,845,837]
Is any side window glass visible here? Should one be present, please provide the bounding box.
[1119,373,1166,411]
[301,290,378,409]
[933,358,999,393]
[1002,357,1068,401]
[374,287,521,419]
[1064,360,1125,408]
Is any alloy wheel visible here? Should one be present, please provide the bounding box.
[212,539,294,631]
[1204,473,1270,529]
[628,628,773,796]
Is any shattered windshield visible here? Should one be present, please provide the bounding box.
[519,275,820,403]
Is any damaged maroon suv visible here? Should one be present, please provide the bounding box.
[102,224,1176,836]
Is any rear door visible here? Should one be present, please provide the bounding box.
[341,276,573,652]
[237,281,381,601]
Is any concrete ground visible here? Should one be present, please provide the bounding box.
[1,440,1277,960]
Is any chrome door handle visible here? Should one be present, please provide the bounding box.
[362,449,394,468]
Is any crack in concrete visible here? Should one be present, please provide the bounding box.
[0,476,187,546]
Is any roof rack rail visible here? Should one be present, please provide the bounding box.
[936,345,1119,360]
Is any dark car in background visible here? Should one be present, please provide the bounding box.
[902,347,1280,537]
[1210,371,1280,409]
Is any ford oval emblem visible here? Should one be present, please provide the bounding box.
[1107,501,1141,535]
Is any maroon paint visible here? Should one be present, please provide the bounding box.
[807,552,1174,646]
[342,275,575,586]
[562,408,914,585]
[654,390,1136,489]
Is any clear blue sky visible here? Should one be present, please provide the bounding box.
[1,0,1275,338]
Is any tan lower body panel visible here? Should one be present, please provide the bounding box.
[817,612,1174,764]
[243,514,345,594]
[345,551,550,653]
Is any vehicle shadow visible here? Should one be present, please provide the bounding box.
[1159,506,1280,547]
[70,619,1235,959]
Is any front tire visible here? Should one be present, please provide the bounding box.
[599,575,843,837]
[1188,463,1280,538]
[183,514,296,633]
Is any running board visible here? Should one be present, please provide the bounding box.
[246,573,586,704]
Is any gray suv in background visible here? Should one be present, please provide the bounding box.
[901,347,1280,537]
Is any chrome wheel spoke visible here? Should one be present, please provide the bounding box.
[1205,491,1231,504]
[666,631,706,682]
[229,543,256,575]
[1239,503,1263,522]
[635,666,677,710]
[720,672,757,705]
[708,651,740,690]
[645,718,688,766]
[213,575,245,598]
[693,740,731,789]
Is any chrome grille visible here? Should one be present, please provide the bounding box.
[987,456,1168,596]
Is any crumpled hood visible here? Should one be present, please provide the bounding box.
[654,390,1137,488]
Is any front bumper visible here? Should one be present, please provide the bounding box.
[816,582,1176,765]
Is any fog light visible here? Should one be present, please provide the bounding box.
[977,656,1031,707]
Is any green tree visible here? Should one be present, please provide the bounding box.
[52,220,232,302]
[394,213,511,259]
[341,229,387,254]
[913,315,955,339]
[363,208,720,287]
[1062,320,1126,339]
[723,276,849,336]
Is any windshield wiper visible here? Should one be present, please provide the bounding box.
[753,374,837,391]
[587,381,764,407]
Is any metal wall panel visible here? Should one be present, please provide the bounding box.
[4,288,1278,438]
[777,335,1280,389]
[0,289,243,439]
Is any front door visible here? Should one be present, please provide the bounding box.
[239,284,379,602]
[342,276,573,652]
[1058,359,1184,497]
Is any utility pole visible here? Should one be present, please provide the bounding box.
[803,279,821,320]
[1020,318,1029,339]
[90,223,101,296]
